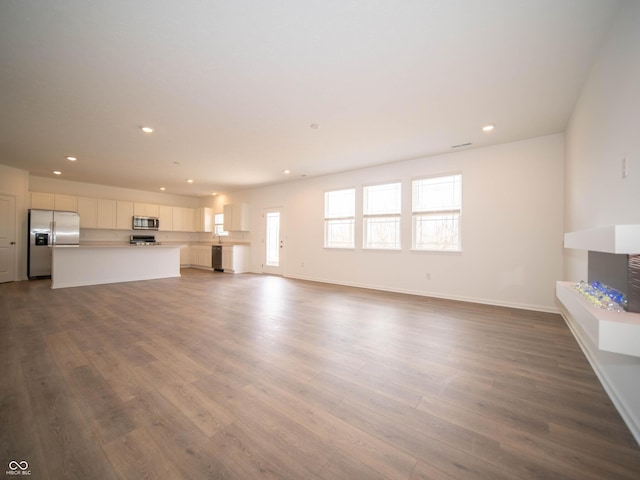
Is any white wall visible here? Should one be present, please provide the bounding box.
[563,0,640,444]
[564,0,640,281]
[226,134,565,312]
[0,164,30,280]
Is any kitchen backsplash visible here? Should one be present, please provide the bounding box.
[79,229,250,244]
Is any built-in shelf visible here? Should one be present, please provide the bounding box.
[556,281,640,357]
[564,225,640,254]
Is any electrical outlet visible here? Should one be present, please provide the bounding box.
[426,272,431,280]
[301,262,304,268]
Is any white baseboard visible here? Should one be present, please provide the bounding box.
[283,273,559,314]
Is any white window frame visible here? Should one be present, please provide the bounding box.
[412,173,462,252]
[324,188,355,249]
[362,182,401,250]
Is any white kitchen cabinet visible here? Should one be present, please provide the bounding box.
[180,245,190,266]
[222,245,250,273]
[77,197,98,228]
[223,203,250,231]
[222,246,233,271]
[96,199,116,229]
[116,201,133,230]
[172,207,195,232]
[74,197,116,229]
[31,192,78,211]
[133,202,159,217]
[159,205,173,231]
[54,195,78,212]
[190,245,211,268]
[195,207,213,232]
[31,192,55,210]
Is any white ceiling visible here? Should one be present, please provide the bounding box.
[0,0,619,196]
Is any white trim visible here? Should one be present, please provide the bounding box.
[283,272,560,314]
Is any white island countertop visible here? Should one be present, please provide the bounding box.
[51,244,182,289]
[74,242,187,248]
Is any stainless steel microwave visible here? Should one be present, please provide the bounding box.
[132,215,159,230]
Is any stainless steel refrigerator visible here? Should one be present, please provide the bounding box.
[28,209,80,279]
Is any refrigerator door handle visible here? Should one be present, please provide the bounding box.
[51,221,56,246]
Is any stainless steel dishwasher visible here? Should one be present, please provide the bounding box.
[212,245,223,271]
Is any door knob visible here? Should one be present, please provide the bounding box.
[10,241,15,245]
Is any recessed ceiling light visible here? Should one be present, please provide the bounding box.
[53,170,62,175]
[186,179,194,183]
[66,156,77,161]
[283,169,291,175]
[160,187,166,191]
[141,126,154,133]
[482,124,495,132]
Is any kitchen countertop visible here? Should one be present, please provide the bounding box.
[69,242,250,248]
[59,243,185,248]
[185,242,251,246]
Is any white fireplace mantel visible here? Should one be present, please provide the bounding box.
[564,225,640,254]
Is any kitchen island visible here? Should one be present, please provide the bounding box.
[51,244,182,289]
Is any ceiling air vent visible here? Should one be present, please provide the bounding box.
[451,142,472,149]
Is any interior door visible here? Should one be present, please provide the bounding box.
[262,207,283,275]
[0,194,16,283]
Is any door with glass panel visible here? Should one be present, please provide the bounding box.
[263,207,283,275]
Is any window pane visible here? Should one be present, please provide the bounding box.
[364,217,400,249]
[325,188,355,248]
[412,175,461,212]
[325,189,355,218]
[413,213,460,250]
[363,182,401,215]
[325,219,354,248]
[213,213,228,236]
[265,212,280,266]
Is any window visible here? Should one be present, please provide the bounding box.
[214,213,228,236]
[363,182,401,249]
[412,174,462,251]
[324,188,355,248]
[265,211,280,266]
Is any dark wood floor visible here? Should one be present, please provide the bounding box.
[1,269,639,479]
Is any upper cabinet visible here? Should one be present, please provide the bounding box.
[54,195,78,212]
[223,203,250,231]
[30,192,54,210]
[29,191,213,234]
[31,192,78,212]
[195,207,213,232]
[158,205,173,231]
[96,199,116,229]
[172,207,195,232]
[77,197,98,228]
[133,202,159,218]
[78,197,117,229]
[116,201,133,230]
